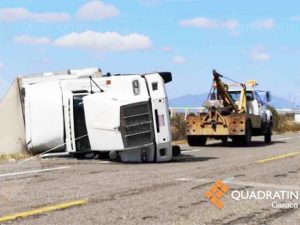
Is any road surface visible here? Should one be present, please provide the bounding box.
[1,133,300,225]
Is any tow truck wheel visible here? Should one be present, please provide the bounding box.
[264,124,272,144]
[242,120,252,146]
[187,135,207,147]
[221,137,228,144]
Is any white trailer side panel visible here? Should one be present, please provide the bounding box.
[0,79,26,154]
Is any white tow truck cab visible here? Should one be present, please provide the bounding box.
[16,68,173,162]
[227,81,273,139]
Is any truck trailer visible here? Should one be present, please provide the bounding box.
[0,67,175,162]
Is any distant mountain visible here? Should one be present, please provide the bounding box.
[270,96,292,109]
[169,94,291,109]
[169,94,208,108]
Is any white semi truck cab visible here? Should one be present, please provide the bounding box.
[19,68,174,162]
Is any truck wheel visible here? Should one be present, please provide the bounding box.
[109,151,120,161]
[221,137,228,144]
[172,145,181,157]
[264,125,272,144]
[187,135,207,147]
[242,120,252,146]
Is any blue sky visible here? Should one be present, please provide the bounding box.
[0,0,300,103]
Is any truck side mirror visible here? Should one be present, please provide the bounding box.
[266,91,271,102]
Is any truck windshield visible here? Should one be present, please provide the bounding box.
[228,91,254,101]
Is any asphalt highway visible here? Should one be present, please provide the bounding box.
[0,132,300,225]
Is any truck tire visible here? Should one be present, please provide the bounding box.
[109,151,120,161]
[187,135,207,147]
[264,124,272,144]
[221,137,228,144]
[172,145,181,157]
[233,121,252,146]
[242,120,252,146]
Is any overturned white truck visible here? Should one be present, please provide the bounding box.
[0,68,175,162]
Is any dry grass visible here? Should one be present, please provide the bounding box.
[171,114,187,141]
[275,116,300,133]
[0,152,30,163]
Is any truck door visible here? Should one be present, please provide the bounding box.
[82,93,124,151]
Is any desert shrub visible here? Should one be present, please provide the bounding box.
[0,152,30,163]
[171,114,186,141]
[267,105,300,133]
[267,105,282,131]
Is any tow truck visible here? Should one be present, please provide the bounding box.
[186,70,273,146]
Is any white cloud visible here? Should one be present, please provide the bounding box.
[54,31,152,51]
[290,16,300,21]
[32,58,49,65]
[13,35,51,45]
[179,17,240,30]
[162,46,173,52]
[0,7,71,23]
[251,45,271,61]
[139,0,162,6]
[76,1,119,21]
[230,30,241,37]
[254,19,275,30]
[172,55,186,64]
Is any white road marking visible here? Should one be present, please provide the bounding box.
[182,149,201,154]
[176,177,195,182]
[276,137,291,141]
[223,177,236,183]
[0,166,70,178]
[98,161,112,164]
[176,177,300,191]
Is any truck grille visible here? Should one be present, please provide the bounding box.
[121,102,154,148]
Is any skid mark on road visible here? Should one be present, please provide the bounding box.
[0,199,87,223]
[256,152,300,164]
[0,166,70,179]
[176,177,300,191]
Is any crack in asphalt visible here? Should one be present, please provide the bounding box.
[207,207,298,225]
[89,181,179,205]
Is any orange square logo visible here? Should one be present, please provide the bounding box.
[204,180,229,209]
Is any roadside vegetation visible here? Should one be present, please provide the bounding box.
[267,105,300,133]
[171,107,300,142]
[171,114,187,143]
[0,152,30,163]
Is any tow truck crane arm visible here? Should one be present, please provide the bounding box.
[212,70,239,112]
[212,70,247,113]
